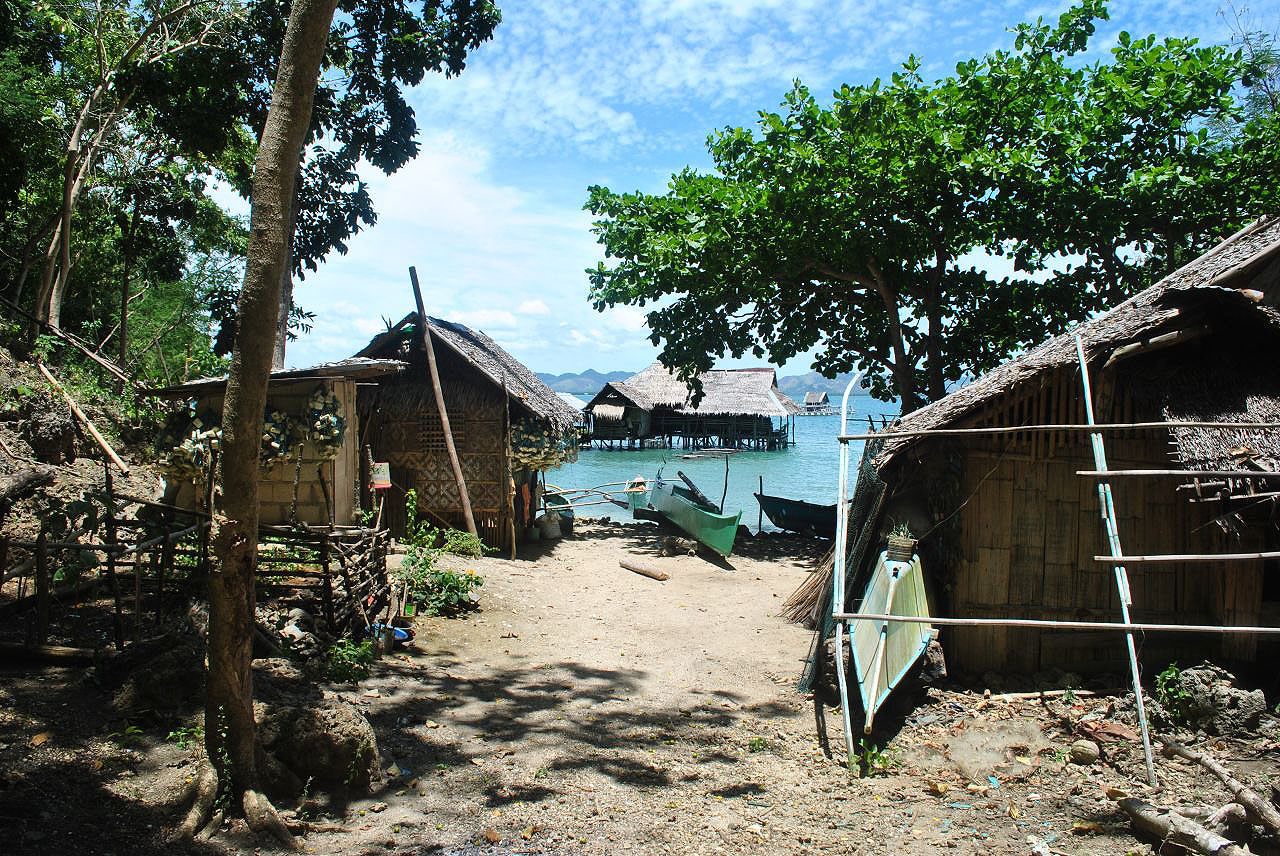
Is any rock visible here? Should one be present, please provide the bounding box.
[919,639,948,683]
[1069,740,1100,765]
[20,407,76,464]
[281,624,306,642]
[287,608,315,630]
[1175,663,1267,736]
[658,536,698,557]
[257,699,382,794]
[111,640,204,712]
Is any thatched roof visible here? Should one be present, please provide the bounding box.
[609,363,799,418]
[147,358,406,398]
[878,216,1280,469]
[357,313,579,431]
[804,391,829,406]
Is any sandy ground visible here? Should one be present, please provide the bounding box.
[5,519,1276,855]
[290,520,1266,856]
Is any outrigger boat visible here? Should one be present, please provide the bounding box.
[627,472,741,557]
[753,493,836,538]
[850,551,933,732]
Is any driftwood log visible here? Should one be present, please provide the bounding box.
[0,466,55,522]
[1159,736,1280,835]
[1118,798,1250,856]
[620,559,669,581]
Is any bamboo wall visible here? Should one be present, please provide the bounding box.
[170,378,359,527]
[365,348,512,551]
[906,365,1275,674]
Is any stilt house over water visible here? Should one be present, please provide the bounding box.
[585,362,801,450]
[837,217,1280,675]
[356,313,579,550]
[803,391,832,414]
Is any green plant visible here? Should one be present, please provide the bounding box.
[166,724,204,750]
[324,639,375,683]
[1155,662,1194,727]
[415,567,484,617]
[854,739,898,778]
[397,489,485,616]
[888,520,913,538]
[747,736,769,753]
[106,723,145,748]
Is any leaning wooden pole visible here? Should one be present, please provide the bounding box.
[1076,333,1157,786]
[409,266,476,537]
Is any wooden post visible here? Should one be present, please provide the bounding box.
[409,266,476,536]
[319,532,335,632]
[156,531,175,627]
[34,533,49,645]
[103,463,124,650]
[758,476,764,533]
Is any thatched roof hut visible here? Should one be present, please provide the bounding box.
[585,363,800,450]
[150,358,407,527]
[356,313,578,547]
[793,216,1280,678]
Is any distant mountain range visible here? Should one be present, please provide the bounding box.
[535,368,871,400]
[535,369,633,395]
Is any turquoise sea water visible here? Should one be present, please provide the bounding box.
[549,397,900,532]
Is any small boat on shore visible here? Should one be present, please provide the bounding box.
[627,474,741,556]
[851,551,933,732]
[753,493,836,538]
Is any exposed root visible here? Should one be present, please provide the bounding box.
[195,809,224,842]
[177,763,218,840]
[243,787,300,850]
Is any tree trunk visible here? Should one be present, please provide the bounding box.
[923,287,946,403]
[119,198,141,380]
[272,178,302,370]
[204,0,337,825]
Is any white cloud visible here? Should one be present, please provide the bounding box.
[516,299,550,316]
[281,0,1253,377]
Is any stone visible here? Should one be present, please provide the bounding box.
[287,607,315,630]
[1176,663,1267,736]
[1069,740,1100,765]
[258,699,382,794]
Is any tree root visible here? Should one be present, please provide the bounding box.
[178,763,219,840]
[1160,735,1280,836]
[1118,797,1250,856]
[178,761,299,850]
[243,788,300,850]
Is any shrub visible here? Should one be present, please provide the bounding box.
[397,490,486,616]
[1155,662,1194,727]
[324,639,375,683]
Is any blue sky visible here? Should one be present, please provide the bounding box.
[283,0,1279,376]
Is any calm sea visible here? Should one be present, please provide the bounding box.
[549,397,900,532]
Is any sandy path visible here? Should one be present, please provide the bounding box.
[298,522,1167,856]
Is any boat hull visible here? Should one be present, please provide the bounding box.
[753,493,836,537]
[634,479,741,556]
[850,552,932,727]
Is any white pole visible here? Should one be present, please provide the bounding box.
[832,371,864,770]
[1076,333,1157,786]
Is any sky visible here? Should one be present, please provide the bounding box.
[282,0,1280,377]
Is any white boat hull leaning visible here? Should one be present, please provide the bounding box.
[851,552,932,732]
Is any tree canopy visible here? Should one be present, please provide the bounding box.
[586,0,1280,409]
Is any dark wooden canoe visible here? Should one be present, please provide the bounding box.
[753,493,836,538]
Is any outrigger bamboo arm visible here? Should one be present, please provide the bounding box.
[1094,550,1280,564]
[838,421,1280,442]
[1079,469,1280,479]
[833,612,1280,634]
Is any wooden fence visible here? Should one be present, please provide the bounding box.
[0,484,389,650]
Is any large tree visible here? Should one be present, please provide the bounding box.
[586,1,1280,409]
[194,0,338,843]
[140,0,500,365]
